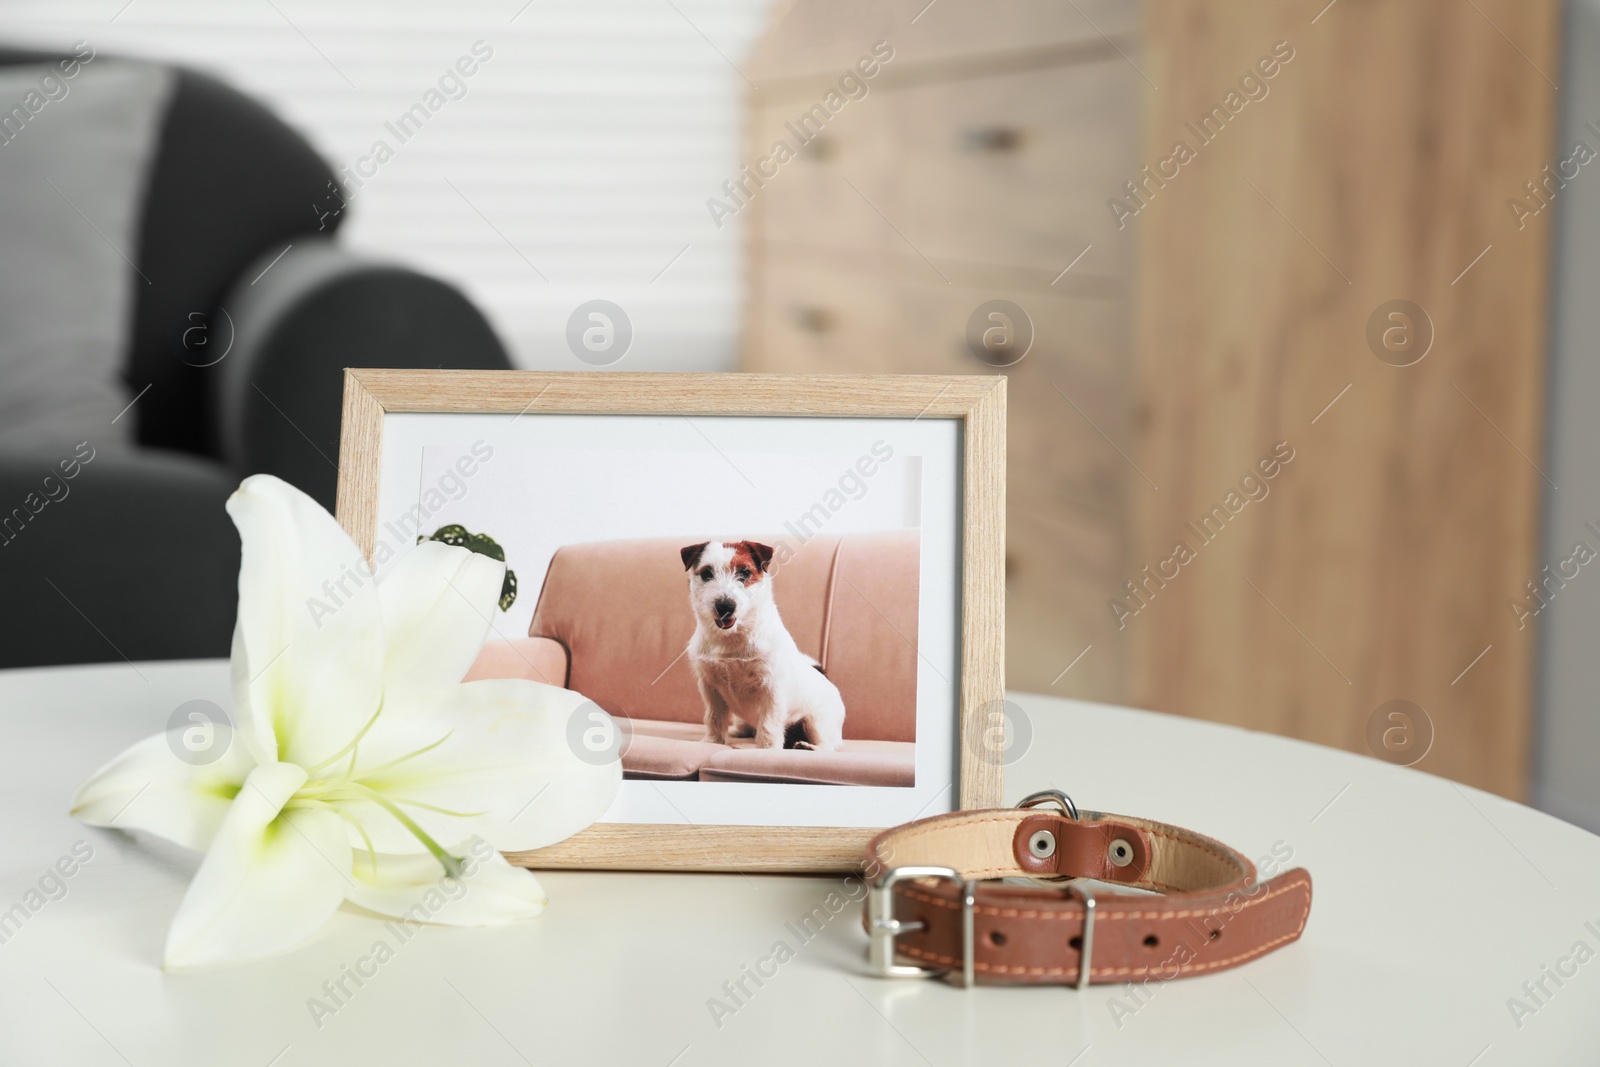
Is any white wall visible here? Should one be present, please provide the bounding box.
[1535,0,1600,833]
[417,442,923,639]
[0,0,772,370]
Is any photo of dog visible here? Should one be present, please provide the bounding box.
[443,441,925,790]
[679,539,847,752]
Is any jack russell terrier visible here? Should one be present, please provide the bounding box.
[679,540,846,751]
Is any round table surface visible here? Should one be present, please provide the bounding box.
[2,660,1599,1066]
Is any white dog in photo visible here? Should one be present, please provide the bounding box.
[679,540,846,752]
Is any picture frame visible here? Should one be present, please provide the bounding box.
[335,369,1005,872]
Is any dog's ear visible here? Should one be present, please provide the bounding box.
[742,541,775,572]
[679,542,709,570]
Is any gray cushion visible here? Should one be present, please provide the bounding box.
[0,61,173,454]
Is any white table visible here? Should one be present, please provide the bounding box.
[2,660,1599,1066]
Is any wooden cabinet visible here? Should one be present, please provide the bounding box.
[1127,0,1557,799]
[739,0,1558,799]
[740,0,1143,702]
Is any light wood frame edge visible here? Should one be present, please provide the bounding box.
[334,369,1005,873]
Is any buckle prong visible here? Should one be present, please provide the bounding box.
[1066,881,1097,989]
[960,878,978,988]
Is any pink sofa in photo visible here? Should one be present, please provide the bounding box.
[466,530,920,786]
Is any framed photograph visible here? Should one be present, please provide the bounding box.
[335,370,1004,872]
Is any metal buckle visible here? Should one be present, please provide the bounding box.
[867,792,1093,989]
[868,866,981,987]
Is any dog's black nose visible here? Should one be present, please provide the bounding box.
[714,597,736,617]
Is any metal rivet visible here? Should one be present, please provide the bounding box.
[1029,829,1057,858]
[1108,839,1133,867]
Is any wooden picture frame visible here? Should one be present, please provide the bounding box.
[335,369,1005,872]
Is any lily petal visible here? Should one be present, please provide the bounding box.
[337,679,621,855]
[226,475,386,769]
[345,837,546,926]
[71,729,256,851]
[163,762,351,970]
[379,540,505,691]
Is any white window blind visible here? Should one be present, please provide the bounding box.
[0,0,772,370]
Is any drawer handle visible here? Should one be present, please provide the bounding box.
[960,126,1023,153]
[800,134,835,162]
[791,305,836,334]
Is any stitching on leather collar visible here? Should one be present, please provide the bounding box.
[897,915,1307,978]
[891,875,1312,978]
[893,872,1306,921]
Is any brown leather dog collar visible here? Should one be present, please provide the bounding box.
[864,791,1312,987]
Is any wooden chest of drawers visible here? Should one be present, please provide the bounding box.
[739,0,1142,700]
[739,0,1559,802]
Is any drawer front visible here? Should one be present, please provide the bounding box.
[745,256,898,373]
[894,278,1133,508]
[891,275,1127,387]
[886,60,1140,279]
[750,58,1141,277]
[746,100,898,256]
[747,258,1131,508]
[748,256,1126,376]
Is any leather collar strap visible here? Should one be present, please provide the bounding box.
[863,798,1311,987]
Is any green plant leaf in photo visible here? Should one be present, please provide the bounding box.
[419,524,517,611]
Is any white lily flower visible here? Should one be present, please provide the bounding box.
[71,474,619,970]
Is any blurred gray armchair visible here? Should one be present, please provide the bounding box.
[0,48,511,669]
